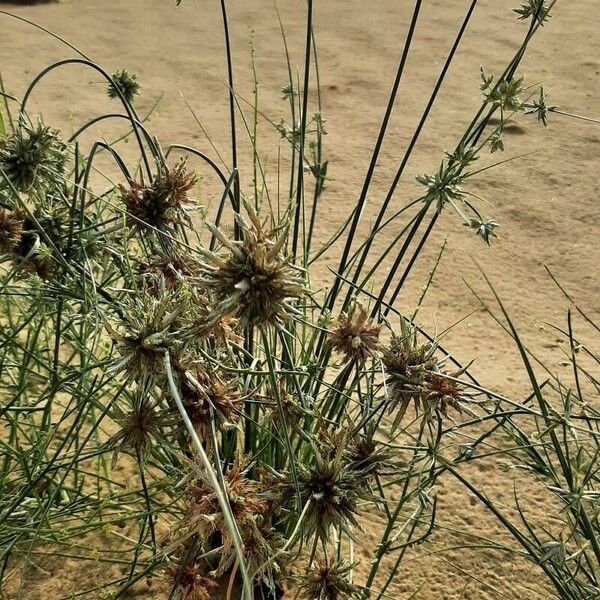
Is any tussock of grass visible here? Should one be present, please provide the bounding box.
[2,1,597,600]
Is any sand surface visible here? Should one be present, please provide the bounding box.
[1,0,599,598]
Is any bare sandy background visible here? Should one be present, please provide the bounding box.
[1,0,599,598]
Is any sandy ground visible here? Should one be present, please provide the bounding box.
[1,0,599,598]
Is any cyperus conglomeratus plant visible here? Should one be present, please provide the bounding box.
[1,1,588,599]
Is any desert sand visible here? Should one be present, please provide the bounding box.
[1,0,599,598]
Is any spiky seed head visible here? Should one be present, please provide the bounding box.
[200,205,305,328]
[417,162,466,213]
[467,218,499,245]
[174,363,242,441]
[484,77,524,112]
[108,69,140,103]
[288,445,374,542]
[298,561,361,600]
[423,372,466,417]
[167,562,216,600]
[136,251,201,294]
[108,285,188,384]
[0,207,24,253]
[382,321,469,421]
[381,321,438,419]
[108,390,175,466]
[183,462,281,578]
[513,0,551,25]
[328,303,380,363]
[120,160,196,233]
[524,87,551,127]
[0,120,67,193]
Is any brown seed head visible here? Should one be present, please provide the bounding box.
[0,207,24,253]
[381,321,437,418]
[286,443,377,542]
[120,161,196,233]
[184,462,280,578]
[167,562,216,600]
[175,364,242,441]
[108,286,188,383]
[423,371,466,416]
[382,321,468,421]
[328,303,380,363]
[108,391,175,466]
[199,205,305,328]
[298,560,360,600]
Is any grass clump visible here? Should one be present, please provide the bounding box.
[1,1,596,599]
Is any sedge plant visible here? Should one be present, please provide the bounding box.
[0,1,585,599]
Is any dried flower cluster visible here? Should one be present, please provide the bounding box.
[282,427,398,543]
[199,204,305,328]
[180,462,284,588]
[175,363,242,441]
[167,563,216,600]
[0,207,24,254]
[120,160,196,233]
[328,302,380,363]
[382,321,468,424]
[108,284,190,383]
[108,389,176,465]
[298,561,360,600]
